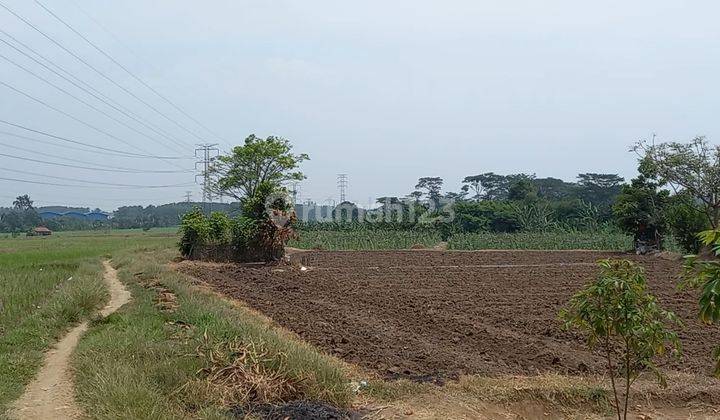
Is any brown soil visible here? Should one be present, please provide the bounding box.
[177,250,720,383]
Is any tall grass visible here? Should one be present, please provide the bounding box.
[0,230,177,415]
[290,229,443,250]
[72,246,353,419]
[447,231,633,251]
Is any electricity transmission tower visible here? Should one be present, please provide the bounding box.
[195,143,219,212]
[184,191,192,203]
[291,182,300,205]
[337,174,348,203]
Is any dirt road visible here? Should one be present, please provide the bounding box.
[9,261,130,420]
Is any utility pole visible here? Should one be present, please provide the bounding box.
[195,143,219,213]
[337,174,348,203]
[184,191,192,203]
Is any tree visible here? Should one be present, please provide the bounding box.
[635,136,720,228]
[0,211,22,233]
[560,260,681,420]
[577,173,624,210]
[209,135,309,202]
[407,191,423,203]
[533,177,577,200]
[187,135,308,261]
[13,194,33,211]
[415,177,443,206]
[666,193,710,253]
[461,175,486,201]
[461,172,517,201]
[612,176,669,250]
[507,178,537,201]
[681,229,720,376]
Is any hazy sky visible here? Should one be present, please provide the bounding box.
[1,1,718,210]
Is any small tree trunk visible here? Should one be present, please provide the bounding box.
[605,338,622,420]
[624,345,631,420]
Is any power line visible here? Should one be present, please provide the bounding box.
[0,128,145,158]
[0,80,189,169]
[0,142,193,174]
[0,167,195,189]
[0,28,193,152]
[37,0,228,146]
[0,49,188,155]
[0,120,189,159]
[0,1,201,147]
[0,175,194,189]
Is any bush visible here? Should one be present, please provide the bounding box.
[666,195,710,253]
[179,208,211,257]
[230,216,257,252]
[208,212,232,243]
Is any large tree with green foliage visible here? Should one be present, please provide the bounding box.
[209,135,309,204]
[612,176,669,248]
[182,135,309,261]
[577,173,624,209]
[415,177,443,206]
[635,136,720,229]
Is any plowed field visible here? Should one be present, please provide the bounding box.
[178,250,720,383]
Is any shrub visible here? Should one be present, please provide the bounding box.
[179,208,211,257]
[666,195,710,253]
[208,212,232,243]
[560,260,681,420]
[230,216,257,253]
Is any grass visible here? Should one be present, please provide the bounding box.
[290,230,443,250]
[0,229,176,416]
[447,231,633,251]
[71,246,353,419]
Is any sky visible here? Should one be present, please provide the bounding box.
[0,0,719,210]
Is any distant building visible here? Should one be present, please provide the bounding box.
[30,226,52,236]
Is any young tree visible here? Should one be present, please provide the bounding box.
[635,137,720,228]
[560,260,681,420]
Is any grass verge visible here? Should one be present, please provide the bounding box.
[72,246,352,419]
[0,259,106,415]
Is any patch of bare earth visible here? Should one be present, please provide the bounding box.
[176,250,720,417]
[9,261,130,420]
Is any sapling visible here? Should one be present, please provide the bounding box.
[560,259,681,420]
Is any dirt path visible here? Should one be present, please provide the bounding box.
[9,261,130,420]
